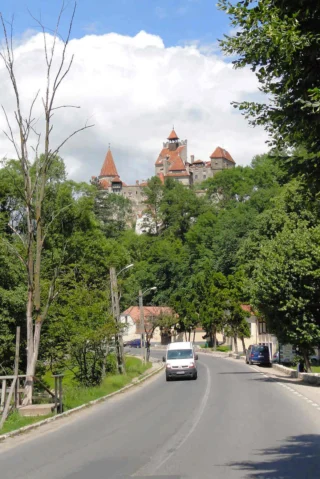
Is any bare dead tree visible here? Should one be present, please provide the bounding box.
[0,1,94,404]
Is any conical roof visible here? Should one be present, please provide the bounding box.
[100,148,119,177]
[167,129,179,140]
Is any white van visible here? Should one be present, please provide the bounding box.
[163,342,198,381]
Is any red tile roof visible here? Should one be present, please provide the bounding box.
[167,129,179,140]
[241,304,256,315]
[111,175,122,183]
[168,154,186,172]
[99,178,110,189]
[165,172,190,177]
[155,145,186,166]
[210,146,235,164]
[192,159,204,164]
[100,148,119,177]
[121,306,174,322]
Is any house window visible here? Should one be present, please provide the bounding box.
[203,175,206,179]
[195,175,198,179]
[258,321,267,334]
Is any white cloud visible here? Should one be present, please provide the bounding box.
[0,30,268,185]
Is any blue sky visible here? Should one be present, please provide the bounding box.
[2,0,230,49]
[0,1,268,184]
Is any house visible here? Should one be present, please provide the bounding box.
[225,305,278,354]
[120,306,175,345]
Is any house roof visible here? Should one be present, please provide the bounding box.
[155,145,186,166]
[99,178,110,189]
[168,154,186,172]
[241,304,256,315]
[111,175,122,183]
[100,148,119,177]
[121,306,174,322]
[167,129,179,140]
[192,159,204,164]
[210,146,235,164]
[165,172,190,177]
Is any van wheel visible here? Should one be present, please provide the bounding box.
[166,375,170,382]
[192,373,198,380]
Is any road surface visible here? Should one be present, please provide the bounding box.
[1,351,320,478]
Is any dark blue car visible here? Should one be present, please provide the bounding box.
[125,338,141,348]
[246,344,271,366]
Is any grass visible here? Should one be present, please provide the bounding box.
[311,366,320,373]
[200,344,231,352]
[0,411,53,435]
[0,356,151,436]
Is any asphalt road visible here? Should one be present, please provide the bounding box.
[1,351,320,479]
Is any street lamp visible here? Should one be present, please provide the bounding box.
[139,287,157,363]
[110,264,134,374]
[117,264,134,277]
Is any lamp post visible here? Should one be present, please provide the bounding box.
[139,287,157,363]
[110,264,133,374]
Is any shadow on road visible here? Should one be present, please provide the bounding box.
[227,434,320,478]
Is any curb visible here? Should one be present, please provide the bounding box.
[0,361,164,443]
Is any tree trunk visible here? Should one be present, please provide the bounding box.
[302,349,311,372]
[241,337,246,355]
[188,330,191,341]
[193,329,196,343]
[233,335,238,354]
[102,344,110,379]
[212,328,217,351]
[23,320,43,405]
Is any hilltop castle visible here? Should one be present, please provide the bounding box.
[91,128,235,215]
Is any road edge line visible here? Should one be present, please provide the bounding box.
[0,362,164,443]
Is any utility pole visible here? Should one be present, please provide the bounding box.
[110,266,125,374]
[139,289,146,363]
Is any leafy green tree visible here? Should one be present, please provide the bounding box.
[218,0,320,186]
[142,176,164,235]
[94,192,133,238]
[160,180,207,240]
[251,221,320,370]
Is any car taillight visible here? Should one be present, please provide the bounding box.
[189,362,195,368]
[251,354,254,357]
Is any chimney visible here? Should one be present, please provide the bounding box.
[164,155,169,175]
[190,155,194,164]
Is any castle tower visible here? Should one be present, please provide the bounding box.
[99,146,119,179]
[155,127,190,186]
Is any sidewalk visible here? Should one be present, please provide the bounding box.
[201,349,320,408]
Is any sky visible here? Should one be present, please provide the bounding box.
[0,0,268,184]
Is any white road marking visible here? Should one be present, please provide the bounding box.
[132,362,211,477]
[248,364,320,411]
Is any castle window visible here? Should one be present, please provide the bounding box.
[203,175,206,179]
[195,175,198,179]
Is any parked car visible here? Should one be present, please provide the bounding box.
[246,345,271,366]
[124,338,141,348]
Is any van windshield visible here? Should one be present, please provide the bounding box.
[167,349,193,360]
